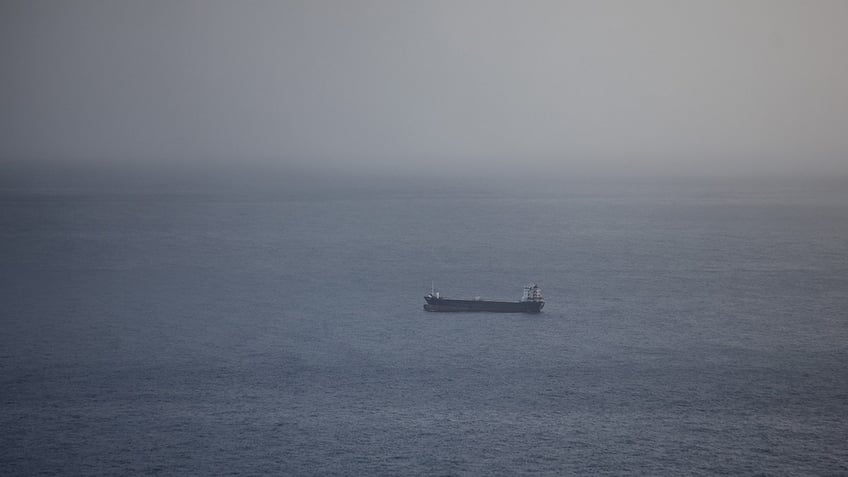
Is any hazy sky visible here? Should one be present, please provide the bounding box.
[2,0,847,178]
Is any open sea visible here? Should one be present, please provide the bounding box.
[2,177,847,475]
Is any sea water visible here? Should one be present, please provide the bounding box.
[2,178,847,475]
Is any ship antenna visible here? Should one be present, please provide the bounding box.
[431,281,434,295]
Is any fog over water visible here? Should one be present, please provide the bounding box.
[2,2,848,476]
[2,0,848,180]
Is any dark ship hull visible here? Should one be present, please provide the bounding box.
[424,296,544,313]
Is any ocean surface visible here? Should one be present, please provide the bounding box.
[2,178,847,475]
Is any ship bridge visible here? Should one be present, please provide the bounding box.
[521,284,544,302]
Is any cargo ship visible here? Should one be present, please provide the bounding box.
[424,284,544,313]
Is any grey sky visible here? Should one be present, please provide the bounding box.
[2,0,847,177]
